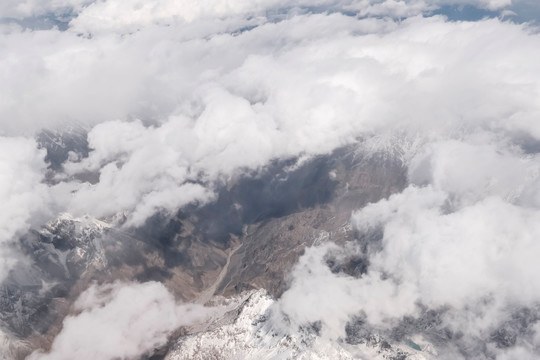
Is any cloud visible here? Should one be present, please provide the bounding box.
[67,0,514,35]
[1,2,525,137]
[0,136,48,282]
[274,242,419,339]
[0,0,513,28]
[355,187,540,311]
[408,139,534,206]
[55,119,215,226]
[42,14,540,226]
[67,0,416,35]
[1,0,538,241]
[438,0,511,11]
[69,0,270,34]
[28,281,215,360]
[10,11,534,227]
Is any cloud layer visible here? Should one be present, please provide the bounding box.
[3,12,535,226]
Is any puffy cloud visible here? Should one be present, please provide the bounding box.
[10,12,535,227]
[28,281,215,360]
[355,187,540,311]
[274,243,418,339]
[408,139,534,206]
[1,1,523,137]
[0,0,514,29]
[2,9,539,137]
[57,119,216,226]
[1,0,539,230]
[50,14,540,225]
[0,136,48,281]
[69,0,273,34]
[67,0,415,35]
[439,0,511,11]
[68,0,514,35]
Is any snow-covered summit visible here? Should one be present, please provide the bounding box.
[168,289,436,360]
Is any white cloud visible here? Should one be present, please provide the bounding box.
[1,0,538,229]
[274,243,419,339]
[0,0,513,28]
[439,0,511,11]
[408,139,534,206]
[68,0,513,35]
[55,119,215,226]
[28,281,215,360]
[69,0,267,34]
[356,187,540,310]
[12,13,530,226]
[0,136,48,281]
[68,0,410,35]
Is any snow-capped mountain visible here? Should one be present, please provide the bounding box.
[168,289,436,360]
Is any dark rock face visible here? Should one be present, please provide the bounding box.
[382,301,540,359]
[345,315,372,345]
[215,146,407,297]
[1,214,234,358]
[1,215,110,341]
[326,254,369,278]
[36,127,90,172]
[36,127,102,185]
[174,154,340,246]
[489,307,540,349]
[391,308,451,345]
